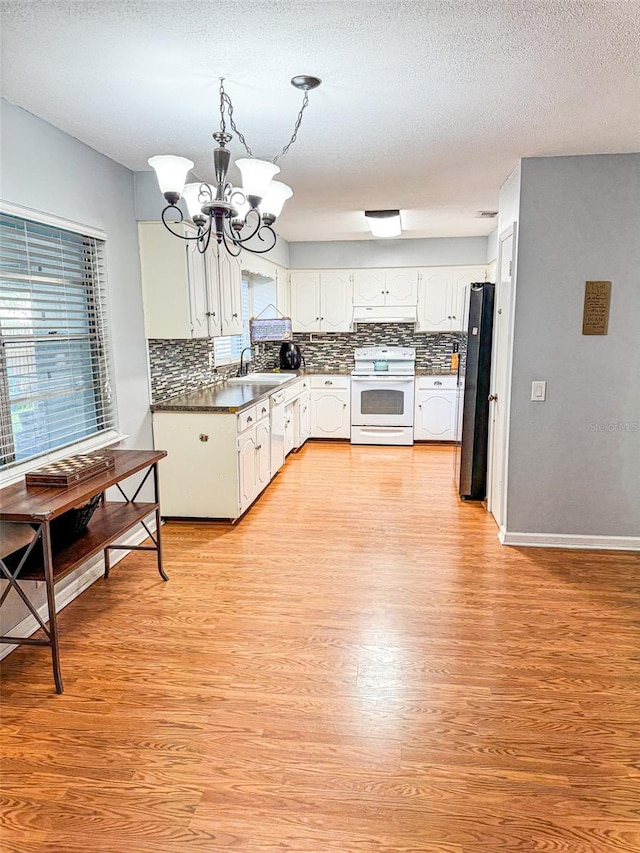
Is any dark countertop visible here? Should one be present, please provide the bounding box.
[151,380,297,414]
[151,368,457,414]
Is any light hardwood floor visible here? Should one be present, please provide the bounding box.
[2,443,639,852]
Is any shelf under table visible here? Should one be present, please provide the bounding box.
[18,501,158,582]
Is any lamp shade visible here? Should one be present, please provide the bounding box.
[236,158,280,200]
[364,209,402,238]
[148,155,194,197]
[182,183,207,219]
[261,181,293,220]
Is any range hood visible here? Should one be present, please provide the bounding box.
[352,305,417,323]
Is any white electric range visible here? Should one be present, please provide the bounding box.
[350,346,416,445]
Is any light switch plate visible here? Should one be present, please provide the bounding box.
[531,380,546,401]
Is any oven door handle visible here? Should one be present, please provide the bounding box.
[351,375,415,383]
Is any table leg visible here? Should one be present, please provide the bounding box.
[42,522,63,694]
[104,548,110,580]
[153,463,168,582]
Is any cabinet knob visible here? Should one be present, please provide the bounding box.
[262,407,267,414]
[343,402,347,408]
[316,316,320,320]
[488,394,498,402]
[256,444,262,450]
[199,433,209,442]
[247,415,253,423]
[233,313,238,318]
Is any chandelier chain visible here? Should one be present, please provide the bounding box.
[218,78,311,163]
[273,90,309,164]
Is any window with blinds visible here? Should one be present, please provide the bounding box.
[212,272,277,367]
[0,212,116,468]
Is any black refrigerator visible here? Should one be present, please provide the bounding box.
[454,282,495,500]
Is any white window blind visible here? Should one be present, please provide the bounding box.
[0,212,116,468]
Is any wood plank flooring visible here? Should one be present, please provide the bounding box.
[2,442,639,852]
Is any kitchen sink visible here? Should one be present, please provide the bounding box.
[227,372,297,384]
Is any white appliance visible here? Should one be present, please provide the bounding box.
[351,346,416,445]
[270,389,287,477]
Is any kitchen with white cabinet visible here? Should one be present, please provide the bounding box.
[139,218,489,519]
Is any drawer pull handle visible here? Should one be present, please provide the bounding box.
[199,433,209,442]
[434,381,442,386]
[325,380,333,385]
[246,416,253,423]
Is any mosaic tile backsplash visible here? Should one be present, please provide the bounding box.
[148,325,467,402]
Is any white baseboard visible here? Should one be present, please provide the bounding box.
[499,528,640,551]
[0,520,157,661]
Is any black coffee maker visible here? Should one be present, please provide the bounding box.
[279,341,303,370]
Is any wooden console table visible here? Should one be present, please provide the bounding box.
[0,449,167,693]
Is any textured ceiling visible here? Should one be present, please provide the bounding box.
[1,1,639,242]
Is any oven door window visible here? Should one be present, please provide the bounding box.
[360,389,405,416]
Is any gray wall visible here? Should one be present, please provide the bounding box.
[289,236,488,269]
[0,99,152,635]
[506,153,640,538]
[134,170,291,268]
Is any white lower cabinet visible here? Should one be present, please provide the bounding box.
[298,393,312,447]
[153,405,270,521]
[413,376,459,441]
[310,375,351,438]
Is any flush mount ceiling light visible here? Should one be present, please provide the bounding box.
[148,75,321,256]
[364,209,402,238]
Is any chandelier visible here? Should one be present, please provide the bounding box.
[148,75,321,256]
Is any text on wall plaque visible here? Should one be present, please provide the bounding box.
[582,281,611,335]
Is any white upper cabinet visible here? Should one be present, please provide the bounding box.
[352,269,387,306]
[417,268,453,332]
[217,251,244,337]
[385,269,419,306]
[451,268,486,332]
[139,221,244,339]
[289,270,353,333]
[416,266,486,333]
[290,271,322,332]
[353,268,418,306]
[321,271,353,332]
[139,221,208,339]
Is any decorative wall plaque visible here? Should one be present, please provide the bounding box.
[582,281,611,335]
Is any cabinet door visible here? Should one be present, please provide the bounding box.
[352,269,386,306]
[320,271,353,332]
[385,268,418,306]
[138,222,193,339]
[416,268,454,332]
[451,267,485,332]
[203,249,222,336]
[238,428,257,513]
[284,402,296,456]
[219,252,244,336]
[255,419,271,494]
[415,390,457,440]
[290,271,321,332]
[298,393,311,446]
[184,226,209,338]
[311,390,350,438]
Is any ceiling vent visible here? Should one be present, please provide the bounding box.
[476,210,498,218]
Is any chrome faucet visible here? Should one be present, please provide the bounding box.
[238,347,253,376]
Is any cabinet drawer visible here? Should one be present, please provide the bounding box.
[237,405,258,432]
[256,399,270,421]
[285,380,305,402]
[415,375,457,391]
[309,374,350,390]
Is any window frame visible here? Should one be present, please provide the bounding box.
[0,202,124,487]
